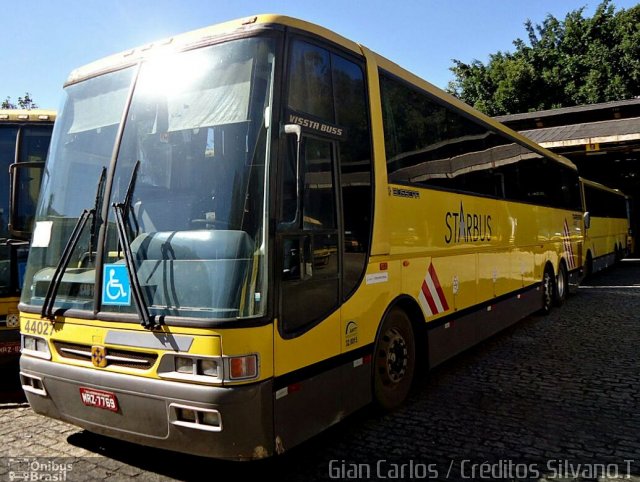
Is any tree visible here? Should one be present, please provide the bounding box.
[1,92,38,110]
[447,1,640,116]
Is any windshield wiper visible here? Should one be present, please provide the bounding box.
[42,167,107,320]
[122,159,140,237]
[89,167,107,263]
[111,160,156,329]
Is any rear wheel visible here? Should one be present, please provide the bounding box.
[373,308,416,410]
[554,262,568,306]
[538,265,554,315]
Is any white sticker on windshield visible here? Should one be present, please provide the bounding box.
[32,221,53,248]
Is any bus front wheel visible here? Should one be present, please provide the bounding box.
[584,252,593,279]
[373,308,416,410]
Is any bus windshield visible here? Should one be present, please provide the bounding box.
[0,125,19,239]
[12,125,52,234]
[1,117,54,298]
[21,36,275,321]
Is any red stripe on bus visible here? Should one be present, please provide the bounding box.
[421,279,438,314]
[428,263,449,311]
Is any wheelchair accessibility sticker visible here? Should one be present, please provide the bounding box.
[102,264,131,305]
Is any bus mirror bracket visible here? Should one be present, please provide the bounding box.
[280,124,303,229]
[284,123,302,142]
[583,211,591,230]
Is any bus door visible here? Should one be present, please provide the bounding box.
[274,130,342,449]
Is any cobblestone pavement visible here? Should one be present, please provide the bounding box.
[1,261,639,481]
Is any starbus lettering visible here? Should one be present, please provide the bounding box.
[444,202,492,244]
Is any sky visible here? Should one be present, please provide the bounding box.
[3,0,639,111]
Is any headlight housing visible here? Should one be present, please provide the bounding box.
[158,353,259,384]
[21,335,51,360]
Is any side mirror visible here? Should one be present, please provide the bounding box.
[583,211,591,230]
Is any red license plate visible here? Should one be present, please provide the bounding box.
[0,342,20,355]
[79,387,119,412]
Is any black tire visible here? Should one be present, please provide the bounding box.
[373,308,416,411]
[538,265,554,315]
[584,252,593,279]
[554,262,568,306]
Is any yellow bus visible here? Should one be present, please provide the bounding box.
[0,109,55,360]
[580,178,630,276]
[19,15,583,459]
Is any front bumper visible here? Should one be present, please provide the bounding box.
[20,356,275,460]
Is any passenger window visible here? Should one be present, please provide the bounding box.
[303,138,336,230]
[379,69,582,210]
[288,42,334,121]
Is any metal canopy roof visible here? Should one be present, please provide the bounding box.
[520,117,640,148]
[496,98,640,124]
[495,98,640,150]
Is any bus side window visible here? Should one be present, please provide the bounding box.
[303,138,336,230]
[281,133,299,224]
[279,135,339,334]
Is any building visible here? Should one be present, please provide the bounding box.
[497,99,640,254]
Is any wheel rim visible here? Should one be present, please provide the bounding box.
[379,327,408,385]
[543,272,553,309]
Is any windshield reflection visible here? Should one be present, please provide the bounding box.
[22,36,275,321]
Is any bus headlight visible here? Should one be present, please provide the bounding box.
[159,355,223,383]
[159,354,259,383]
[175,356,194,374]
[173,356,221,377]
[22,335,51,360]
[199,359,219,377]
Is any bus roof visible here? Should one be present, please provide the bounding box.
[64,14,575,171]
[0,109,56,122]
[65,14,362,86]
[580,177,626,196]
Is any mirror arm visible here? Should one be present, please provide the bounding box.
[283,124,303,227]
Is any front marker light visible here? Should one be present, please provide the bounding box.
[175,357,194,374]
[170,404,222,432]
[202,411,221,427]
[179,408,197,423]
[228,355,258,380]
